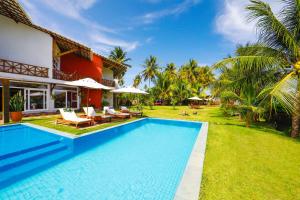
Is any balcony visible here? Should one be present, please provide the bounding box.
[101,79,115,87]
[53,68,78,81]
[53,69,115,87]
[0,58,49,78]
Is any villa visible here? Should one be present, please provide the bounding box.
[0,0,126,122]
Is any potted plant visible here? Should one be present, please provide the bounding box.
[10,91,24,122]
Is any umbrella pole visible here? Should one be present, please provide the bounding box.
[87,89,89,113]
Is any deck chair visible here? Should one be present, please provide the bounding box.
[57,108,92,128]
[120,106,143,117]
[83,107,112,123]
[104,106,130,119]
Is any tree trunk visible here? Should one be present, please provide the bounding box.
[291,77,300,138]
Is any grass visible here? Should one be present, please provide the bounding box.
[22,114,137,135]
[11,106,300,199]
[143,106,300,200]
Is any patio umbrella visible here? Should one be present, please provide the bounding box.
[111,86,148,108]
[188,96,202,101]
[111,86,148,95]
[66,78,111,110]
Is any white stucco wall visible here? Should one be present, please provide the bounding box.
[102,67,114,80]
[0,15,53,69]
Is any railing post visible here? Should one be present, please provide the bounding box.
[1,79,10,123]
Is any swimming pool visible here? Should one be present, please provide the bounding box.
[0,118,205,200]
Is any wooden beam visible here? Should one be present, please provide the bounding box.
[1,79,10,123]
[55,48,78,57]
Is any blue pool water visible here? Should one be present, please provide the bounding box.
[0,118,201,200]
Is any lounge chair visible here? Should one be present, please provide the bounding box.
[120,106,143,117]
[104,106,130,119]
[57,108,92,128]
[83,107,112,123]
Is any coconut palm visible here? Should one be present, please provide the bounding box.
[153,72,172,103]
[214,0,300,137]
[164,63,177,80]
[109,47,131,67]
[133,74,142,88]
[141,55,160,88]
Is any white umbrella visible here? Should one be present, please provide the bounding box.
[66,78,111,109]
[66,78,111,90]
[188,96,202,101]
[111,86,148,108]
[111,86,148,95]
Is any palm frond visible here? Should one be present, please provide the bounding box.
[258,72,298,114]
[213,56,286,73]
[280,0,300,41]
[247,0,299,58]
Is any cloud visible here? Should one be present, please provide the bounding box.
[140,0,201,24]
[20,0,139,54]
[145,37,154,43]
[40,0,114,33]
[215,0,282,44]
[90,33,140,52]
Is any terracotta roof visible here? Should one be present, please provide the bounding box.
[0,0,127,73]
[0,0,32,25]
[33,25,92,60]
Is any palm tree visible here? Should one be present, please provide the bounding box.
[141,55,160,88]
[164,63,177,80]
[109,47,131,67]
[180,59,198,83]
[153,72,172,103]
[214,0,300,137]
[133,74,142,88]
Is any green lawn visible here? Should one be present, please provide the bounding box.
[22,114,137,135]
[19,106,300,199]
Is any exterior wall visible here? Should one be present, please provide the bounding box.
[102,67,114,80]
[0,15,53,70]
[60,53,103,109]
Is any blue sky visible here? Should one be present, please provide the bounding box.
[19,0,280,86]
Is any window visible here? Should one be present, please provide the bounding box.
[29,90,46,110]
[54,90,78,109]
[24,89,47,111]
[54,90,66,108]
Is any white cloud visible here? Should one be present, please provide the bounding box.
[90,33,139,52]
[145,37,154,43]
[20,0,139,54]
[140,0,201,24]
[215,0,282,44]
[40,0,114,33]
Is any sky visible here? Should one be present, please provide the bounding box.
[19,0,281,86]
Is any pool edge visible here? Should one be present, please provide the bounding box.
[174,121,209,200]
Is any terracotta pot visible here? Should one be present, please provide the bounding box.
[10,111,23,122]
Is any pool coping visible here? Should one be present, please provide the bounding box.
[174,121,209,200]
[22,118,209,200]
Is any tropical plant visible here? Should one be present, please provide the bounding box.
[153,72,174,104]
[109,47,131,67]
[164,63,177,80]
[10,91,24,112]
[133,74,142,88]
[141,55,160,88]
[109,47,131,86]
[214,0,300,137]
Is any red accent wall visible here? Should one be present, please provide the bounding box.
[60,54,103,109]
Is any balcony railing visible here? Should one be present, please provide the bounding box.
[0,58,49,78]
[53,68,78,81]
[101,79,115,87]
[53,68,115,87]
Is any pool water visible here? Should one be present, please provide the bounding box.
[0,118,201,200]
